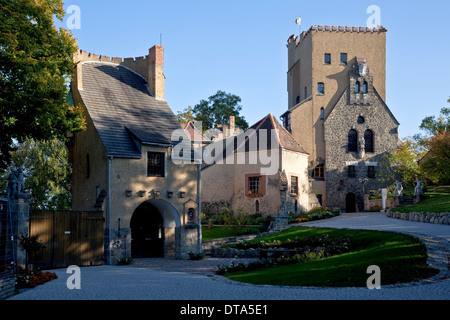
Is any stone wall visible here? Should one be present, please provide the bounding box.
[324,85,399,211]
[0,275,16,300]
[387,211,450,225]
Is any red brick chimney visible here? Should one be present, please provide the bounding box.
[148,45,165,100]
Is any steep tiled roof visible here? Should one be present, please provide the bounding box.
[79,62,183,158]
[181,122,211,142]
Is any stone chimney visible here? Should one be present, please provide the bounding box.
[229,116,235,129]
[148,45,165,100]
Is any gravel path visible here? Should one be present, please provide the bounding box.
[7,212,450,301]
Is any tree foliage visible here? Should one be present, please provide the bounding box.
[419,133,450,185]
[192,90,249,132]
[378,138,423,189]
[415,99,450,185]
[176,106,196,123]
[0,0,85,169]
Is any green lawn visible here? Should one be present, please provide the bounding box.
[202,226,261,241]
[223,227,438,287]
[391,185,450,213]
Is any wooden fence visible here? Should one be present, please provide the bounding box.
[29,211,105,269]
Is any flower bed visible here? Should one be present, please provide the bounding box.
[15,266,58,289]
[216,234,351,274]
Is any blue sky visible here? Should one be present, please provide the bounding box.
[61,0,450,139]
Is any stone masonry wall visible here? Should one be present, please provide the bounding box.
[387,211,450,225]
[0,275,16,300]
[324,86,399,211]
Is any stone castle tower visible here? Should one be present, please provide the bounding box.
[282,25,400,212]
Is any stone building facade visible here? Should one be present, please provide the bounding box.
[70,45,201,263]
[282,25,400,211]
[201,114,319,218]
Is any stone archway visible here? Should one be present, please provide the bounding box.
[130,200,181,258]
[346,193,358,213]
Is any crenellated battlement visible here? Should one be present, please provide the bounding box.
[74,49,150,65]
[73,45,165,99]
[288,25,388,46]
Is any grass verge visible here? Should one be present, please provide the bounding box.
[223,227,439,287]
[390,185,450,213]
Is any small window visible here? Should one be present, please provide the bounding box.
[296,96,301,104]
[320,108,325,120]
[313,164,325,179]
[348,166,356,178]
[317,83,325,95]
[304,87,307,99]
[324,54,331,64]
[291,176,299,196]
[340,53,348,65]
[248,176,263,197]
[255,200,260,214]
[147,152,165,177]
[358,116,365,124]
[348,129,358,152]
[368,166,376,179]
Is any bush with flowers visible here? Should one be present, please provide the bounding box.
[15,265,58,289]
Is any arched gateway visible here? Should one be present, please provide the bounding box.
[130,200,181,258]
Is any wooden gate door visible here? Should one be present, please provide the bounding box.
[29,211,104,269]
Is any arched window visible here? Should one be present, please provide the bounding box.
[364,130,374,153]
[363,81,368,93]
[355,81,360,93]
[255,200,260,214]
[348,129,358,152]
[320,108,325,120]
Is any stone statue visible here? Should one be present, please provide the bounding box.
[358,63,367,77]
[394,180,403,197]
[7,166,28,199]
[414,179,424,196]
[358,137,365,159]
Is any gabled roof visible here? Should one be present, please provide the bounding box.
[235,114,309,154]
[324,86,400,126]
[181,122,211,142]
[78,62,183,158]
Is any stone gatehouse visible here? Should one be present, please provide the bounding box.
[70,45,201,263]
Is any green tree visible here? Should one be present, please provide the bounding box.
[176,106,196,123]
[413,99,450,184]
[419,133,450,184]
[378,138,423,189]
[0,137,72,210]
[0,0,85,169]
[193,90,249,132]
[418,99,450,136]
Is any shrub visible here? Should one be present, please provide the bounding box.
[116,256,133,265]
[188,252,205,260]
[216,249,327,275]
[15,266,57,289]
